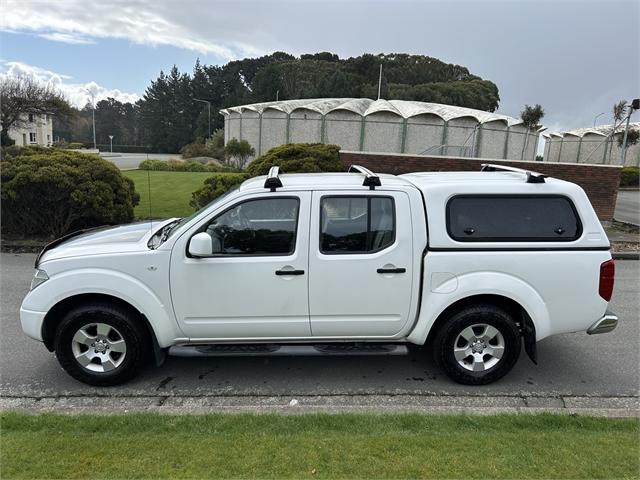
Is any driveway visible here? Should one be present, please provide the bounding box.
[615,190,640,226]
[1,253,638,408]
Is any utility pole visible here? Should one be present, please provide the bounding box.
[593,112,605,127]
[193,98,211,139]
[619,98,639,165]
[377,64,383,100]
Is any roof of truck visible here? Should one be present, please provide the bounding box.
[239,170,571,193]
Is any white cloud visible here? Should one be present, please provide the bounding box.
[0,0,266,60]
[1,61,140,107]
[37,32,95,45]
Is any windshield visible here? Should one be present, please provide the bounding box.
[149,187,240,248]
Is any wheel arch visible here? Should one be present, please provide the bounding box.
[423,293,538,364]
[41,293,166,366]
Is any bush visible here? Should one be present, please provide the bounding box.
[620,166,639,187]
[181,131,225,160]
[1,150,140,239]
[190,173,250,210]
[245,143,343,177]
[138,158,241,173]
[66,142,83,149]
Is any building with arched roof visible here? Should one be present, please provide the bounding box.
[543,123,640,166]
[220,98,543,163]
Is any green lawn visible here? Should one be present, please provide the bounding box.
[123,170,214,219]
[1,413,638,479]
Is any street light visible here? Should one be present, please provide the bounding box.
[619,98,639,165]
[108,135,114,153]
[593,112,605,127]
[193,98,211,139]
[85,89,97,150]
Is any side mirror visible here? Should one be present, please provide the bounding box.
[188,232,212,257]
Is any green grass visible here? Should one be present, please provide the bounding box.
[1,413,638,479]
[123,170,214,219]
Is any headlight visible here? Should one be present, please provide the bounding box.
[30,269,49,290]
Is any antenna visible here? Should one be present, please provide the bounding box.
[377,64,383,100]
[147,153,153,233]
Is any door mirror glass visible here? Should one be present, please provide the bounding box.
[188,232,212,257]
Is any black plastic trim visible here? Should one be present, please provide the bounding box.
[428,246,610,252]
[275,269,305,276]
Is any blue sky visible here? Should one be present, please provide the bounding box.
[1,0,638,137]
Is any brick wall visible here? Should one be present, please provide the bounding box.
[340,151,622,221]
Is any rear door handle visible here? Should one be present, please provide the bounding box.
[377,267,406,274]
[275,269,305,276]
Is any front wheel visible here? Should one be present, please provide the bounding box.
[54,303,147,386]
[433,304,521,385]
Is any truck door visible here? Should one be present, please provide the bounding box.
[308,191,414,337]
[169,192,312,339]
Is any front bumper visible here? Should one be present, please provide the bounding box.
[587,310,618,335]
[19,307,46,341]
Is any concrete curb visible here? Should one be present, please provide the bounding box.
[613,252,640,260]
[1,394,638,417]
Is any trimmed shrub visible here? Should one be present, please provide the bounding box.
[138,158,241,173]
[620,166,639,187]
[95,144,154,154]
[1,150,140,239]
[67,142,83,149]
[245,143,342,177]
[190,173,250,210]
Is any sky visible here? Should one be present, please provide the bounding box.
[1,0,638,141]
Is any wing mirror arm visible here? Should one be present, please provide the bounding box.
[188,232,212,257]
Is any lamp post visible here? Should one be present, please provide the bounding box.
[193,98,211,139]
[85,89,97,150]
[593,112,605,127]
[108,135,114,153]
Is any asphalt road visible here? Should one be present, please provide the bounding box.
[1,253,638,399]
[101,152,181,170]
[615,190,640,226]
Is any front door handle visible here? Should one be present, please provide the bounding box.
[377,267,406,274]
[275,269,305,276]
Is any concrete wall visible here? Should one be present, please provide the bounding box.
[340,150,622,221]
[223,109,541,162]
[544,135,640,166]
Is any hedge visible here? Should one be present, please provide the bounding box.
[620,166,639,187]
[96,144,154,154]
[1,147,140,239]
[139,159,239,173]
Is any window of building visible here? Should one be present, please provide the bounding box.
[320,196,395,254]
[202,197,299,255]
[28,114,34,123]
[446,195,582,242]
[29,133,37,143]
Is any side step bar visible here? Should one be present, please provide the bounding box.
[169,343,409,357]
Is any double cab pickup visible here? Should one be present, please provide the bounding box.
[20,164,618,386]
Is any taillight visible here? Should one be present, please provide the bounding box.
[599,259,615,301]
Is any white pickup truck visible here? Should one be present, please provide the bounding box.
[20,164,618,386]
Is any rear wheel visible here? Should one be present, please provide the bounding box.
[433,304,521,385]
[54,303,147,386]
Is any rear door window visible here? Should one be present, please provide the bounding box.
[447,195,582,242]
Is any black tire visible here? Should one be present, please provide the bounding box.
[54,302,147,386]
[433,304,521,385]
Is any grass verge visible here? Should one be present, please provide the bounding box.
[1,412,638,479]
[123,170,214,219]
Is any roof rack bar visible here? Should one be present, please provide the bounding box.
[348,164,382,190]
[264,166,283,191]
[481,163,547,184]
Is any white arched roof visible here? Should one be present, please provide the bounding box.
[220,98,525,126]
[545,122,640,139]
